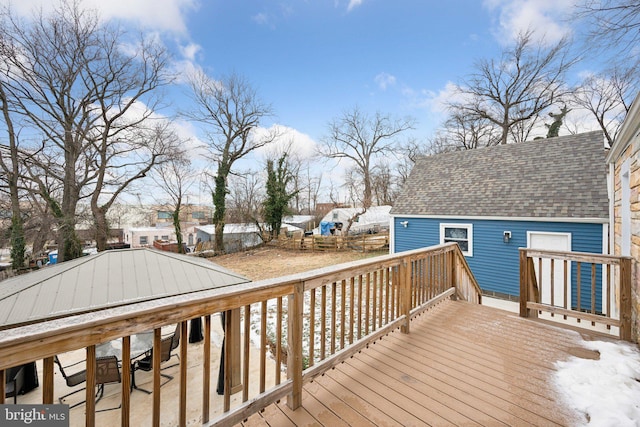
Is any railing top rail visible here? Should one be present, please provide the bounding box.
[519,247,630,265]
[451,244,483,299]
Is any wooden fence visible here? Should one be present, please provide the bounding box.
[519,248,632,341]
[0,243,481,427]
[276,232,389,252]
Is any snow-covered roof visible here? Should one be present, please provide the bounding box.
[283,215,315,224]
[128,225,174,233]
[320,205,391,229]
[196,223,262,235]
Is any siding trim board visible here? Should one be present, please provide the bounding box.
[390,214,608,224]
[393,217,605,311]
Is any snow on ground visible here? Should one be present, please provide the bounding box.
[554,339,640,426]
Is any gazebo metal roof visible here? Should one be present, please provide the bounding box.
[0,248,250,330]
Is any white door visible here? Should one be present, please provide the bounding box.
[527,232,571,308]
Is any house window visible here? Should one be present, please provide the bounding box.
[157,211,172,220]
[139,236,148,245]
[192,211,205,220]
[161,235,169,240]
[440,223,473,256]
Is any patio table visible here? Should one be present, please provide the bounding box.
[96,332,154,392]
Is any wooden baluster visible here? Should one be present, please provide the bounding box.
[243,306,250,402]
[321,285,327,359]
[591,263,597,326]
[260,301,267,393]
[331,282,337,355]
[357,275,363,340]
[365,273,371,336]
[309,288,316,366]
[372,271,378,332]
[276,296,282,384]
[349,277,355,344]
[576,261,581,323]
[340,279,346,350]
[606,264,611,329]
[203,315,211,424]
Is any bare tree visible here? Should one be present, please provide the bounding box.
[184,70,278,253]
[432,112,501,153]
[450,31,577,146]
[149,149,196,254]
[570,65,639,146]
[226,171,262,224]
[0,1,175,259]
[371,163,395,206]
[0,75,25,268]
[320,107,414,230]
[576,0,640,52]
[302,165,322,215]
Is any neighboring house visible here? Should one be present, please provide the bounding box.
[606,92,640,343]
[317,205,392,235]
[154,204,214,225]
[391,131,610,305]
[125,224,198,249]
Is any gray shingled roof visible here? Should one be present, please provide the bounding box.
[391,131,609,220]
[0,248,250,330]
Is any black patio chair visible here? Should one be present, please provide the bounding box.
[55,355,122,409]
[54,356,87,408]
[132,335,177,394]
[4,366,25,404]
[94,355,122,412]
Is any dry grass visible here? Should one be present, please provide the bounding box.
[209,245,387,281]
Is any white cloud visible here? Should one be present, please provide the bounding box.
[483,0,574,45]
[252,12,271,26]
[179,43,201,62]
[252,124,318,161]
[2,0,198,34]
[347,0,364,12]
[374,72,397,91]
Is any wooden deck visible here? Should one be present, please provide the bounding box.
[242,299,594,427]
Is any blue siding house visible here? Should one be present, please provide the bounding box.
[391,131,609,307]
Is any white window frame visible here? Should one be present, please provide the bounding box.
[440,223,473,256]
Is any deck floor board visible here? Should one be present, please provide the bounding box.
[257,299,592,427]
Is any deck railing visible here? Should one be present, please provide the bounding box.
[519,248,632,341]
[0,243,481,427]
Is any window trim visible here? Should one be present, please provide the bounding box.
[440,223,473,257]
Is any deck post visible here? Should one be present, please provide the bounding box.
[400,260,411,334]
[287,281,304,410]
[43,357,54,404]
[619,257,632,341]
[519,249,529,318]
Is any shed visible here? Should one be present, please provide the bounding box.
[392,131,610,304]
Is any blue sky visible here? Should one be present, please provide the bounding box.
[5,0,601,193]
